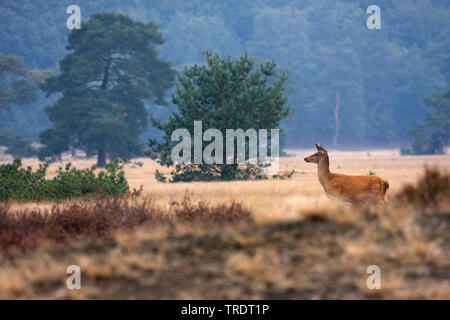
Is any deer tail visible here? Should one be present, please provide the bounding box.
[384,178,389,190]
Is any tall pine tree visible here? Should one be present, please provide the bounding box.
[39,13,175,166]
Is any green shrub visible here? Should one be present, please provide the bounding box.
[0,158,129,201]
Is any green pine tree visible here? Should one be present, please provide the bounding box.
[39,13,175,166]
[148,52,290,181]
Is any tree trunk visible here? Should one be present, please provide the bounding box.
[333,88,340,148]
[101,58,111,90]
[97,59,111,167]
[97,147,106,167]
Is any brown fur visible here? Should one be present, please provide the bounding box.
[304,143,389,204]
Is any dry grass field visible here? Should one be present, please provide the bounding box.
[0,148,449,299]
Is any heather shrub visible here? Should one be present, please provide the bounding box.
[396,167,450,208]
[0,158,129,201]
[170,197,253,224]
[0,197,252,255]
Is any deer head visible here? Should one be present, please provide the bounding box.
[304,143,328,164]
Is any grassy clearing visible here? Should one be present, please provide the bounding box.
[0,149,449,299]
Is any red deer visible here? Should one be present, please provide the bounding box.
[304,143,389,204]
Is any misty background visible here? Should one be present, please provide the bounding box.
[0,0,448,149]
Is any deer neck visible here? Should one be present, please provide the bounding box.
[317,156,332,189]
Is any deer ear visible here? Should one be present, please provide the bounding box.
[315,143,327,153]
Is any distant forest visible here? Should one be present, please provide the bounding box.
[0,0,449,148]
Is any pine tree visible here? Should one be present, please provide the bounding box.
[149,52,290,181]
[39,13,175,166]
